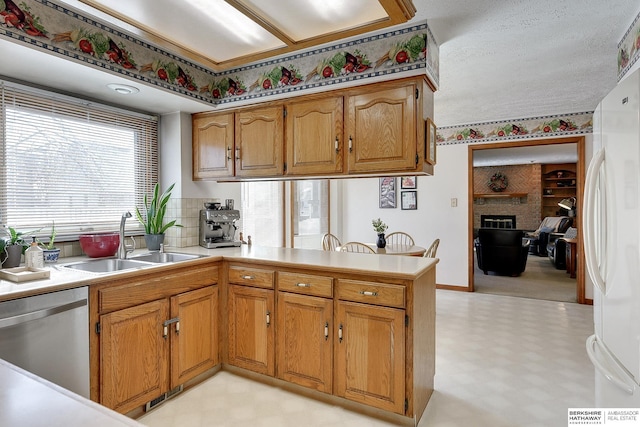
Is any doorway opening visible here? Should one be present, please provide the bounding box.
[468,136,587,303]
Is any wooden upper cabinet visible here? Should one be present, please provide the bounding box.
[285,97,344,175]
[346,82,417,173]
[192,113,234,179]
[235,106,284,177]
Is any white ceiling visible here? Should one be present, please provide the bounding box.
[1,0,639,135]
[472,143,577,167]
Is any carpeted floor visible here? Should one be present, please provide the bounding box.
[474,252,577,303]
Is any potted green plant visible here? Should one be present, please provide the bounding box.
[135,182,181,250]
[372,218,388,248]
[0,226,31,268]
[39,222,61,263]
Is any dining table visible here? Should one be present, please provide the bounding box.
[368,243,426,256]
[336,243,424,257]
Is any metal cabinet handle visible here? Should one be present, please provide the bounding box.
[335,137,339,154]
[348,136,353,153]
[163,317,179,338]
[235,147,240,161]
[295,283,311,288]
[338,323,343,343]
[226,146,232,161]
[324,322,329,341]
[241,275,255,280]
[266,310,271,327]
[359,290,378,297]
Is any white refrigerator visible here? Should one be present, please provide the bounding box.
[585,67,640,407]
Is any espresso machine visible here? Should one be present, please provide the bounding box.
[199,201,242,248]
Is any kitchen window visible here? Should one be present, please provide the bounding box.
[0,81,158,236]
[241,181,284,247]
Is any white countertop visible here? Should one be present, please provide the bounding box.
[0,245,437,302]
[0,359,144,427]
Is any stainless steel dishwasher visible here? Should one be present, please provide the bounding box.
[0,286,89,398]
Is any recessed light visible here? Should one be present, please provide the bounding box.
[107,83,139,95]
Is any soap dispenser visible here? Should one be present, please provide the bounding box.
[25,236,44,269]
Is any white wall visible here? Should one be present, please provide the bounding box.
[339,135,596,296]
[339,143,469,287]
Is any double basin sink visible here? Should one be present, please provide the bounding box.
[63,252,206,273]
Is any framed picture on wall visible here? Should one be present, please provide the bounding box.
[379,177,396,208]
[426,118,437,165]
[401,176,417,189]
[401,191,417,210]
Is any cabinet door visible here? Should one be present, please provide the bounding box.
[192,113,234,179]
[100,299,169,413]
[285,97,344,175]
[227,284,275,375]
[335,301,405,414]
[170,286,219,387]
[276,292,333,392]
[347,84,416,173]
[235,106,284,177]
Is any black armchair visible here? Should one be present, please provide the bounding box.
[474,229,530,276]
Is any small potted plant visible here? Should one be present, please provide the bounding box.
[372,218,388,248]
[0,226,31,268]
[135,182,182,250]
[40,222,61,263]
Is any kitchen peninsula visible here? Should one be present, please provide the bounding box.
[0,246,437,426]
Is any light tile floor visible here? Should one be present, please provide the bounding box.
[138,290,595,427]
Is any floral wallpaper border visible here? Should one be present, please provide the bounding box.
[0,0,438,108]
[435,111,593,146]
[618,8,640,79]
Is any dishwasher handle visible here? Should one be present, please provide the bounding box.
[0,299,87,329]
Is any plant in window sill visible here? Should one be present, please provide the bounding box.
[0,226,39,268]
[135,182,182,251]
[39,222,61,263]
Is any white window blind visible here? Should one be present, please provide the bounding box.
[0,81,158,236]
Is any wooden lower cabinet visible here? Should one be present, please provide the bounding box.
[227,284,275,376]
[334,300,406,414]
[100,299,169,413]
[171,287,219,386]
[93,263,220,414]
[276,291,333,392]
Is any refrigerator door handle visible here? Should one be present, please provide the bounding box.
[583,148,607,295]
[586,334,635,395]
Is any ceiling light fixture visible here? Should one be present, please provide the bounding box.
[107,83,140,95]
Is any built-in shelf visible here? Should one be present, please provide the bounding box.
[474,192,527,205]
[474,192,528,199]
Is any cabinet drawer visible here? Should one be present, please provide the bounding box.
[228,265,274,289]
[278,272,333,298]
[99,265,218,313]
[336,280,405,308]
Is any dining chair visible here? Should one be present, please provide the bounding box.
[424,238,440,258]
[340,241,375,254]
[321,233,342,251]
[385,231,415,246]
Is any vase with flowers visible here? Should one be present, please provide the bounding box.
[372,218,388,248]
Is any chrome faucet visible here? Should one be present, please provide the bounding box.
[118,211,135,259]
